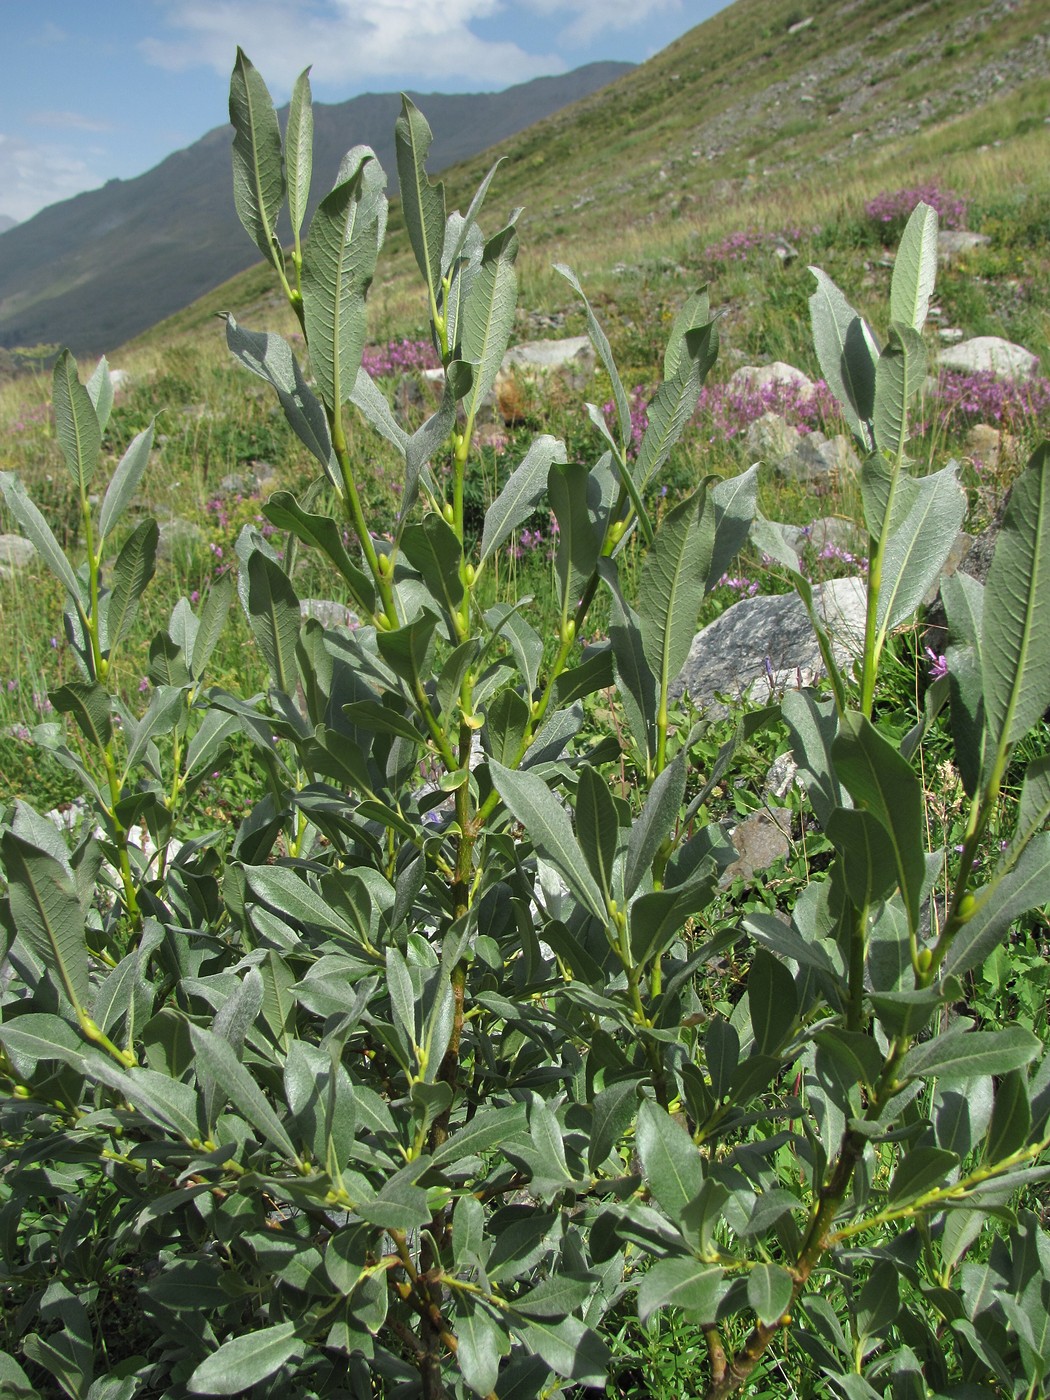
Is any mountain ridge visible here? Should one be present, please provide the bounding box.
[0,62,632,355]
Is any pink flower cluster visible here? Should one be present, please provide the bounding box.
[864,185,968,233]
[930,371,1050,434]
[701,226,803,267]
[361,339,440,378]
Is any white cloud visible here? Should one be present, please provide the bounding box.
[141,0,564,95]
[28,110,115,134]
[0,132,108,224]
[519,0,683,46]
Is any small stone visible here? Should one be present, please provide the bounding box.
[722,807,793,885]
[937,231,990,263]
[728,362,815,398]
[0,534,37,571]
[300,599,359,631]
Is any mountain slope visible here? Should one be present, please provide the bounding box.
[0,63,631,356]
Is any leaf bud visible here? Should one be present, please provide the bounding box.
[562,619,576,645]
[917,948,932,973]
[608,520,625,545]
[377,553,392,577]
[958,893,976,920]
[443,502,455,525]
[779,1314,792,1327]
[464,563,476,587]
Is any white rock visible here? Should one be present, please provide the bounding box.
[937,231,989,262]
[501,336,594,374]
[938,336,1038,380]
[108,368,132,392]
[728,362,815,397]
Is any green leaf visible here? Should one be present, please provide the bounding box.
[245,548,300,693]
[982,443,1050,760]
[229,49,285,270]
[639,485,716,702]
[263,490,374,613]
[555,262,632,459]
[826,806,899,909]
[0,1013,90,1074]
[490,760,606,920]
[809,266,878,449]
[635,323,718,491]
[400,512,463,622]
[747,949,797,1056]
[98,423,154,544]
[301,149,385,411]
[50,681,112,748]
[873,322,927,457]
[663,287,710,379]
[589,1079,639,1172]
[189,574,234,681]
[2,831,89,1010]
[190,1024,299,1159]
[514,1275,596,1318]
[86,354,114,433]
[518,1315,610,1387]
[887,1146,959,1203]
[481,436,571,568]
[748,1263,793,1327]
[357,1175,431,1232]
[629,874,717,966]
[225,318,335,479]
[599,558,657,767]
[0,472,81,600]
[875,462,965,635]
[395,97,446,320]
[376,609,439,690]
[87,1060,200,1140]
[244,863,358,941]
[833,711,925,933]
[122,685,186,776]
[1012,754,1050,855]
[431,1103,529,1167]
[637,1259,727,1324]
[575,766,620,904]
[707,463,759,592]
[549,461,603,622]
[636,1099,703,1224]
[902,1025,1041,1084]
[286,67,313,240]
[107,518,159,651]
[857,1260,901,1340]
[462,221,519,421]
[188,1322,300,1395]
[398,364,470,536]
[454,1294,504,1398]
[890,200,938,331]
[946,833,1050,976]
[985,1069,1031,1165]
[624,756,685,898]
[52,348,101,495]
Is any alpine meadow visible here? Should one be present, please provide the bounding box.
[2,2,1050,1398]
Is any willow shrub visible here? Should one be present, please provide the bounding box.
[2,51,1050,1400]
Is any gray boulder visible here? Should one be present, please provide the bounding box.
[745,412,800,461]
[937,231,990,262]
[938,336,1038,379]
[672,575,867,716]
[728,361,815,397]
[774,429,860,482]
[0,534,37,573]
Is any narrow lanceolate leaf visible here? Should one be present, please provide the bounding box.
[1,830,88,1010]
[636,1100,703,1224]
[52,349,101,495]
[395,97,446,316]
[245,548,301,693]
[50,682,112,749]
[263,490,374,613]
[890,200,938,332]
[901,1025,1041,1084]
[748,1264,794,1328]
[351,365,409,453]
[664,287,710,379]
[638,486,715,698]
[229,48,285,269]
[873,322,927,457]
[490,761,606,921]
[945,832,1050,977]
[550,462,602,622]
[86,355,114,432]
[442,158,503,276]
[638,1260,727,1325]
[1012,754,1050,856]
[480,435,567,565]
[286,67,313,240]
[809,267,879,448]
[555,263,632,459]
[190,573,234,681]
[635,323,718,491]
[98,423,154,544]
[461,221,519,421]
[122,686,186,777]
[400,513,463,623]
[188,1323,301,1396]
[707,463,759,593]
[301,149,385,412]
[398,362,471,536]
[875,462,965,636]
[107,518,159,651]
[190,1025,299,1159]
[0,472,81,600]
[981,443,1050,760]
[624,756,685,898]
[225,317,334,478]
[599,558,657,766]
[575,766,620,903]
[833,711,926,933]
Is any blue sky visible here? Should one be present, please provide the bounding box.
[0,1,725,226]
